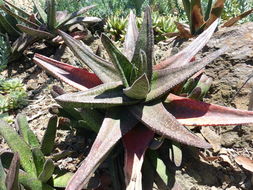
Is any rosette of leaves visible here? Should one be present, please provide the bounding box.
[33,8,253,190]
[170,0,253,38]
[0,0,101,62]
[0,78,27,113]
[0,114,76,190]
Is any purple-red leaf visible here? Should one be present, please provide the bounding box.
[129,102,211,148]
[123,125,154,190]
[165,94,253,126]
[66,108,138,190]
[6,152,20,190]
[154,19,218,70]
[33,53,102,90]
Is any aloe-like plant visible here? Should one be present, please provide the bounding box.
[172,0,253,38]
[0,114,74,190]
[33,7,253,190]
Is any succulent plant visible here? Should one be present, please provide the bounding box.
[0,78,27,113]
[0,34,10,71]
[33,7,253,190]
[0,114,75,190]
[170,0,253,38]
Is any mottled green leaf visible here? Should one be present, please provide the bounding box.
[32,148,45,177]
[40,116,58,156]
[123,73,150,99]
[0,120,37,176]
[55,82,139,108]
[131,7,153,82]
[32,0,47,23]
[101,34,133,87]
[58,30,120,83]
[46,0,56,31]
[38,159,55,183]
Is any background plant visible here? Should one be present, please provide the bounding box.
[0,114,75,190]
[0,34,10,71]
[0,78,27,113]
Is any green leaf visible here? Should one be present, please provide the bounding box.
[123,73,150,99]
[40,116,58,156]
[17,24,54,39]
[0,159,7,190]
[78,109,104,133]
[19,171,55,190]
[0,4,39,28]
[0,13,20,37]
[182,0,191,21]
[5,152,19,190]
[0,120,37,176]
[46,0,56,31]
[32,148,45,177]
[131,7,153,82]
[38,159,55,183]
[101,34,133,87]
[32,0,47,23]
[2,0,30,18]
[147,47,226,101]
[16,114,40,148]
[129,102,211,148]
[52,171,73,188]
[169,142,182,167]
[65,108,138,190]
[205,0,213,21]
[56,5,96,29]
[58,30,120,83]
[55,82,139,108]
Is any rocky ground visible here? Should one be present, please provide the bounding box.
[1,2,253,188]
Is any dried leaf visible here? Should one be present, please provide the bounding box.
[235,156,253,172]
[200,127,221,152]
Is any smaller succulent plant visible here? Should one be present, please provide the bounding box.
[0,114,75,190]
[0,78,27,113]
[170,0,253,38]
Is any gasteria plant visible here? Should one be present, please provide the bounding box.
[33,7,253,190]
[0,114,74,190]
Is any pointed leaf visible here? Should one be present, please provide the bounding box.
[2,0,30,18]
[123,126,154,190]
[123,10,139,61]
[56,5,96,28]
[123,73,150,99]
[46,0,56,31]
[5,152,19,190]
[131,7,154,81]
[204,0,213,21]
[0,14,20,37]
[129,102,211,148]
[55,82,139,108]
[32,0,47,23]
[164,93,253,126]
[64,16,101,26]
[205,0,225,28]
[0,120,37,176]
[66,108,138,190]
[0,4,39,28]
[38,159,55,183]
[154,19,218,70]
[175,22,192,38]
[222,8,253,27]
[33,54,102,90]
[147,47,226,101]
[19,171,54,190]
[101,34,133,87]
[16,24,54,39]
[15,114,40,148]
[32,148,45,177]
[58,30,120,83]
[52,171,73,188]
[40,116,58,155]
